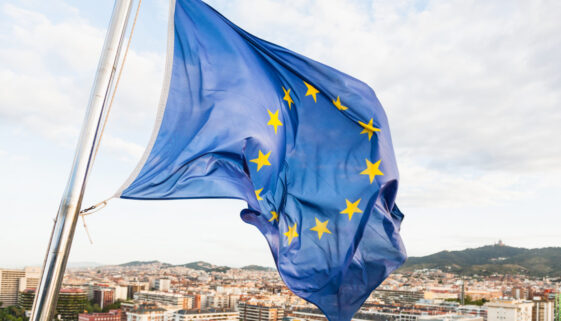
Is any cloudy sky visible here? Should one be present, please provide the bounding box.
[1,0,560,268]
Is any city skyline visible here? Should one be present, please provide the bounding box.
[3,261,560,321]
[1,0,560,268]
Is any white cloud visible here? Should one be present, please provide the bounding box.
[1,0,561,266]
[100,134,145,164]
[0,2,164,158]
[2,0,560,210]
[208,0,561,207]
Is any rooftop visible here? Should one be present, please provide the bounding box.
[176,309,237,315]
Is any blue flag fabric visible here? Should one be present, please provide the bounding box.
[117,0,407,320]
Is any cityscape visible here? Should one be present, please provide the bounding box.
[1,243,560,321]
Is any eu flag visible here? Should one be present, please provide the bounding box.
[117,0,406,320]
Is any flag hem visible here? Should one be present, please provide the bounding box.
[114,0,177,198]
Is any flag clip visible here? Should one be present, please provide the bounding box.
[79,199,109,244]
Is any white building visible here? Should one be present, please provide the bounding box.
[127,306,167,321]
[486,299,533,321]
[115,286,129,301]
[0,267,40,307]
[154,279,171,292]
[18,267,40,293]
[208,295,229,309]
[134,291,191,310]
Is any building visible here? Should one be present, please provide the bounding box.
[424,289,459,301]
[0,267,39,307]
[19,288,87,321]
[79,310,122,321]
[134,291,191,309]
[371,289,425,304]
[418,316,484,321]
[115,286,129,301]
[127,283,150,301]
[286,310,483,321]
[154,279,171,292]
[18,267,40,293]
[121,302,138,321]
[173,309,238,321]
[533,300,554,321]
[126,304,167,321]
[554,294,560,321]
[208,295,230,309]
[94,288,115,309]
[456,305,487,320]
[238,302,284,321]
[0,269,26,306]
[486,299,533,321]
[465,290,502,301]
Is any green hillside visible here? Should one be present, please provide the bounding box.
[177,261,230,272]
[400,245,561,276]
[241,265,275,272]
[119,260,171,267]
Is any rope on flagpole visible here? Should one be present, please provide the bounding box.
[93,0,143,163]
[79,199,109,244]
[79,0,143,244]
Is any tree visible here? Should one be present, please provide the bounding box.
[0,305,27,321]
[102,301,122,313]
[84,300,102,313]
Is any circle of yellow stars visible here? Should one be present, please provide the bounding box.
[251,81,385,246]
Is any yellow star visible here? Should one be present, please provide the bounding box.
[360,159,384,184]
[358,118,381,141]
[304,81,319,103]
[269,211,279,222]
[332,96,348,111]
[267,109,283,134]
[340,198,363,220]
[310,217,331,240]
[284,223,299,245]
[282,86,294,109]
[255,188,263,201]
[250,150,271,172]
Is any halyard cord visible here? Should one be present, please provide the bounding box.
[78,0,143,244]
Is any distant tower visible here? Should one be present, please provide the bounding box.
[461,280,465,305]
[554,293,561,321]
[456,279,465,305]
[497,240,505,246]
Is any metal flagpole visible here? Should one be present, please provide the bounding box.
[29,1,134,321]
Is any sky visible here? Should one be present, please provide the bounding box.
[0,0,560,268]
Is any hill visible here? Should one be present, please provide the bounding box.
[114,261,274,272]
[241,265,275,272]
[176,261,230,272]
[400,244,561,276]
[119,260,172,267]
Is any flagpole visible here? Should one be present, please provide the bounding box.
[29,1,134,321]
